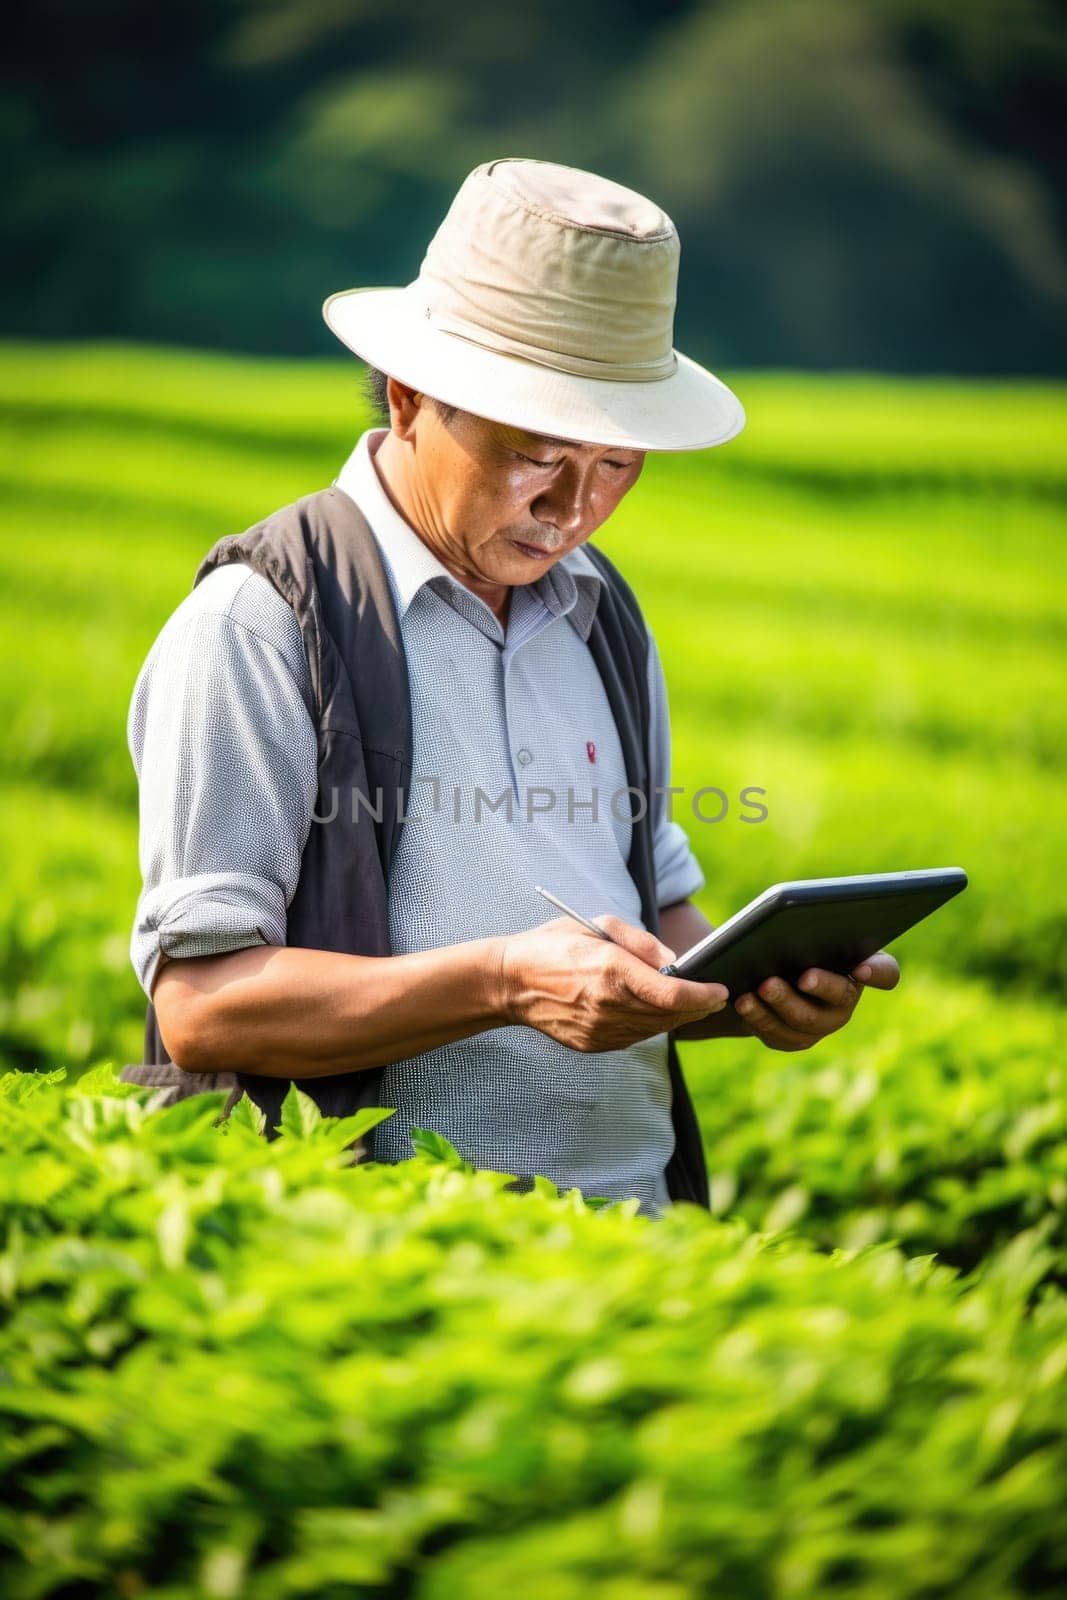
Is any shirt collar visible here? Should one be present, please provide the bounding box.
[333,428,603,642]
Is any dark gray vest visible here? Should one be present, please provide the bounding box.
[122,486,710,1207]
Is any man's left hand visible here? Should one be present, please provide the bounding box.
[733,950,900,1052]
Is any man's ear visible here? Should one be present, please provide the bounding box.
[385,377,426,441]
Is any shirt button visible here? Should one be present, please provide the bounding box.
[516,747,534,766]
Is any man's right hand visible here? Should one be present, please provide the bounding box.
[495,913,730,1052]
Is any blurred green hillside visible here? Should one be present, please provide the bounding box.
[5,0,1067,371]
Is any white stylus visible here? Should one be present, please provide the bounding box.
[533,885,616,943]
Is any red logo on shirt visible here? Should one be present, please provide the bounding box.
[586,741,596,764]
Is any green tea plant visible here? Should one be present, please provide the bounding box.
[1,1066,1064,1599]
[690,970,1066,1286]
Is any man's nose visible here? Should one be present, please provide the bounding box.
[534,463,592,535]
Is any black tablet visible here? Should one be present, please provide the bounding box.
[659,867,968,992]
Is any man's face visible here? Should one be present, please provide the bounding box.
[389,387,646,589]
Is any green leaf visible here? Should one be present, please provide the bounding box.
[326,1106,396,1148]
[0,1154,74,1206]
[278,1084,323,1140]
[227,1093,267,1137]
[411,1127,473,1169]
[148,1092,230,1138]
[73,1062,139,1098]
[0,1066,68,1102]
[157,1200,191,1270]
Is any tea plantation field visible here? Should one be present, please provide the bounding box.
[0,343,1064,1595]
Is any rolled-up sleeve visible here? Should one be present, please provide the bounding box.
[645,624,706,909]
[127,592,319,1000]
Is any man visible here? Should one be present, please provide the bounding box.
[124,159,898,1216]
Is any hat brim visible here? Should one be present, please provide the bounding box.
[323,286,745,453]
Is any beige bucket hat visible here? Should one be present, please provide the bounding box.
[323,157,745,452]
